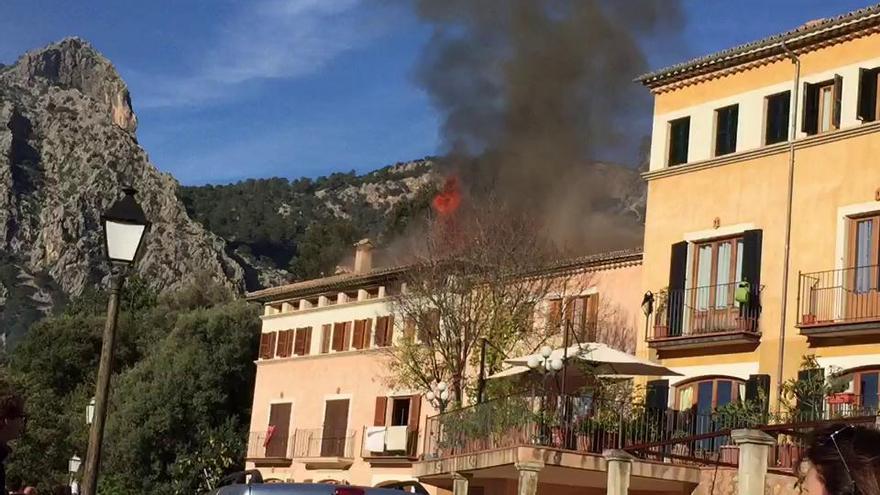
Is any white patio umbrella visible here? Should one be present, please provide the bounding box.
[488,342,681,380]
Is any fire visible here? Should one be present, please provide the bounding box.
[432,175,462,216]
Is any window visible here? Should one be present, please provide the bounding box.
[676,377,745,411]
[276,329,294,358]
[331,322,351,352]
[802,76,842,135]
[668,117,690,166]
[266,403,292,458]
[352,319,372,350]
[693,237,744,310]
[293,327,312,356]
[374,315,394,347]
[390,398,411,426]
[320,324,332,353]
[848,214,880,293]
[548,295,599,342]
[714,105,738,156]
[765,91,790,145]
[858,67,880,122]
[259,332,277,360]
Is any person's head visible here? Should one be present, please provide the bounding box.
[801,424,880,495]
[0,384,25,443]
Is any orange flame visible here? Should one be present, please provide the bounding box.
[432,175,462,216]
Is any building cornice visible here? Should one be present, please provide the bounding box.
[643,121,880,182]
[259,296,393,320]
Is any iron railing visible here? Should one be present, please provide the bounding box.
[651,282,760,340]
[423,394,740,460]
[291,428,356,459]
[799,265,880,326]
[361,426,419,458]
[246,431,294,459]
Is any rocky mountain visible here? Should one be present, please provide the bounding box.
[0,37,246,344]
[0,37,647,346]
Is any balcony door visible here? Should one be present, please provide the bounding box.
[266,403,291,458]
[847,215,880,320]
[691,237,743,333]
[321,399,350,457]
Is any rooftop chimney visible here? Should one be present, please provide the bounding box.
[353,239,374,274]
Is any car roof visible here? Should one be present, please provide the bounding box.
[214,483,404,495]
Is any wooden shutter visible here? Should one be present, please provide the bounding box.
[548,299,562,330]
[830,74,843,129]
[352,320,366,350]
[858,68,878,122]
[586,294,599,341]
[741,229,763,313]
[363,318,373,348]
[302,327,312,355]
[260,332,277,360]
[342,322,352,351]
[407,395,421,432]
[802,82,818,135]
[403,318,416,339]
[383,315,394,346]
[646,380,669,411]
[667,241,688,336]
[332,322,346,351]
[321,324,332,353]
[277,330,294,358]
[374,316,388,347]
[374,397,388,426]
[293,328,307,356]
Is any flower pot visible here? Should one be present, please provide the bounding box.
[801,313,817,325]
[653,325,669,339]
[720,445,739,464]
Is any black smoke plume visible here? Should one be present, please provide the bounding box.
[415,0,683,252]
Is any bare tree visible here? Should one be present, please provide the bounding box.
[386,197,596,409]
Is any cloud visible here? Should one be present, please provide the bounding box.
[132,0,390,108]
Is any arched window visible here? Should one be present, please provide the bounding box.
[675,376,746,412]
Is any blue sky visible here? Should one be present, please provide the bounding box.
[0,0,875,185]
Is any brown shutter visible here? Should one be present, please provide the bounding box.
[342,321,352,351]
[259,332,277,360]
[376,315,393,347]
[858,68,878,122]
[293,328,306,356]
[303,327,312,355]
[374,397,388,426]
[364,318,373,348]
[332,322,345,351]
[407,395,421,432]
[385,315,395,345]
[587,294,600,341]
[832,74,843,129]
[277,330,294,358]
[272,331,285,358]
[802,82,818,135]
[321,324,332,353]
[548,299,562,330]
[352,320,364,350]
[259,332,272,359]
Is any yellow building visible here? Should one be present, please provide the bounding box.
[637,5,880,417]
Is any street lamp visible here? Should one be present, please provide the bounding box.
[81,186,149,495]
[527,346,564,374]
[86,397,95,426]
[425,381,451,413]
[69,455,82,495]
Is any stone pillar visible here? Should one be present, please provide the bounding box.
[732,429,775,495]
[452,472,470,495]
[515,461,543,495]
[604,449,633,495]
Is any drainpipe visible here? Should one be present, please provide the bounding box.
[776,40,800,411]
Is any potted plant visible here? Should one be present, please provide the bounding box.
[652,289,669,339]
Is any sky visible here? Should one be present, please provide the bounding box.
[0,0,876,185]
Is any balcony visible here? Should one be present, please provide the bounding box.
[649,282,761,353]
[246,431,294,466]
[798,265,880,341]
[291,428,356,469]
[361,426,419,465]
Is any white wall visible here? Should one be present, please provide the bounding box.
[649,55,880,171]
[261,297,395,354]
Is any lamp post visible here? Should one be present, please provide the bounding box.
[425,381,451,414]
[81,186,149,495]
[69,455,82,495]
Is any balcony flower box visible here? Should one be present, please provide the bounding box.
[827,393,856,405]
[801,313,817,325]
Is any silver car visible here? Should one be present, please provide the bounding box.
[209,471,427,495]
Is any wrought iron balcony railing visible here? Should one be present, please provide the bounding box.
[799,265,880,327]
[291,428,356,459]
[651,282,761,341]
